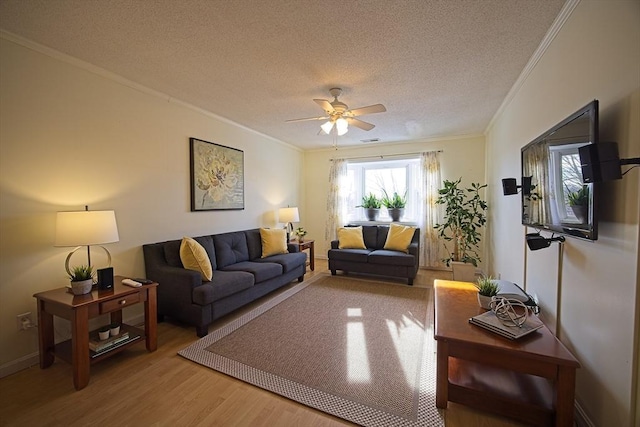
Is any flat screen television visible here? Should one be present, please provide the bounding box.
[521,100,598,240]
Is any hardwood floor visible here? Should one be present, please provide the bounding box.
[0,260,525,427]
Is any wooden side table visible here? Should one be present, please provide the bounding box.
[291,239,314,271]
[34,276,158,390]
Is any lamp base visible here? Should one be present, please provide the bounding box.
[64,245,113,277]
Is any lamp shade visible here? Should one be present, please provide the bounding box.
[55,210,120,247]
[278,207,300,224]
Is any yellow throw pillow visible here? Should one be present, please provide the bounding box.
[180,237,213,281]
[337,226,366,249]
[383,223,416,253]
[260,228,288,258]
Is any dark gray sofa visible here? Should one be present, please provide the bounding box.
[328,225,420,285]
[143,228,306,337]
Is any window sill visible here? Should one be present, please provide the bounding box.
[349,220,418,226]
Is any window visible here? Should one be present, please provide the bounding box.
[549,144,587,223]
[346,157,420,223]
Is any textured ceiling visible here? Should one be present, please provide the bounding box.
[0,0,566,150]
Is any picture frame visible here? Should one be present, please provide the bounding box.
[189,138,244,211]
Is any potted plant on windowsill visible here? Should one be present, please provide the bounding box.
[68,265,94,295]
[567,185,589,224]
[475,275,500,309]
[381,190,407,222]
[434,178,488,282]
[357,193,382,221]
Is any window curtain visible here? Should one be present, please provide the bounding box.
[417,151,442,268]
[324,158,348,249]
[523,143,549,225]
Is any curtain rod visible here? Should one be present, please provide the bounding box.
[329,150,443,161]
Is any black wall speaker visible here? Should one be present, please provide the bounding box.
[97,267,114,290]
[502,178,518,195]
[579,142,622,183]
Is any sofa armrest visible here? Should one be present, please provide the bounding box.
[331,240,339,249]
[287,243,300,253]
[146,265,204,305]
[408,241,419,257]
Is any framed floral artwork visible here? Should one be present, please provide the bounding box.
[189,138,244,211]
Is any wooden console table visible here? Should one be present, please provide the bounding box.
[434,280,580,426]
[34,277,158,390]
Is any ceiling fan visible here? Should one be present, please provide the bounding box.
[286,88,386,136]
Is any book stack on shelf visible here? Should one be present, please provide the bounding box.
[89,330,139,357]
[469,309,544,340]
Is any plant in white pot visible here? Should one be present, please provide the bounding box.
[475,275,500,309]
[434,178,488,281]
[68,265,94,295]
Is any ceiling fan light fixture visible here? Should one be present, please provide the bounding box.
[320,120,334,135]
[336,118,348,136]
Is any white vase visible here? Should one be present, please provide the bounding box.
[477,293,493,310]
[70,279,93,295]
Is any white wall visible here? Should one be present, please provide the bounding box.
[303,135,486,262]
[0,37,303,369]
[486,1,640,426]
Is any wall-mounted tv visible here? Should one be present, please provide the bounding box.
[521,100,598,240]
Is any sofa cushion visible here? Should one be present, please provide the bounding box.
[213,232,250,268]
[222,261,283,283]
[259,228,288,258]
[192,270,254,305]
[362,225,379,249]
[180,237,214,281]
[163,240,183,267]
[337,226,366,249]
[368,249,416,267]
[328,248,372,263]
[257,251,306,273]
[383,223,417,253]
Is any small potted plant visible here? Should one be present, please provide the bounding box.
[357,193,382,221]
[109,322,121,336]
[294,227,307,242]
[68,265,94,295]
[381,190,407,222]
[98,326,110,341]
[567,185,589,223]
[475,275,500,309]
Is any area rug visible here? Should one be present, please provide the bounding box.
[179,274,444,426]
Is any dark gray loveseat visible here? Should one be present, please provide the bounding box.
[143,228,306,337]
[328,225,420,285]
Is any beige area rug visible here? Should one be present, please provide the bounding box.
[179,274,444,427]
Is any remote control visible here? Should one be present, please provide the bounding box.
[122,278,142,287]
[134,278,154,284]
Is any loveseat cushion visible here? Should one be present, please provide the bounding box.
[192,270,254,305]
[368,249,416,266]
[383,224,416,253]
[328,248,372,262]
[214,232,249,268]
[337,226,366,249]
[222,261,283,283]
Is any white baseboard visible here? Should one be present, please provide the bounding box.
[575,400,595,427]
[0,313,147,379]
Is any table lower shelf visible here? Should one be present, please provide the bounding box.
[53,324,145,365]
[449,357,554,426]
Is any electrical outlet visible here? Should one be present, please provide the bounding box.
[16,312,34,331]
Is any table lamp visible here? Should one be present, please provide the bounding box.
[278,207,299,241]
[54,206,120,276]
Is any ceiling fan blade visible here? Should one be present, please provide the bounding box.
[346,117,375,131]
[348,104,386,117]
[286,116,329,123]
[314,99,335,115]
